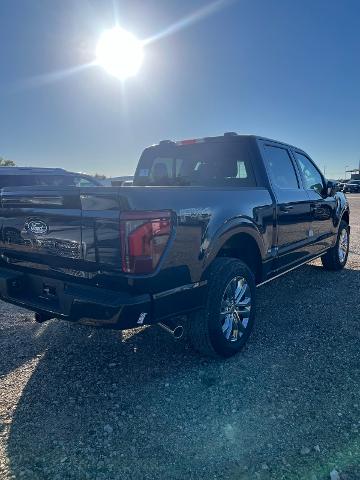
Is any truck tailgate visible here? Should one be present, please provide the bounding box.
[0,186,83,265]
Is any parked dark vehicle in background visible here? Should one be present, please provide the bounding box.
[0,167,100,188]
[0,135,350,357]
[342,179,360,193]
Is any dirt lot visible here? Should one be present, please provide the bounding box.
[0,196,359,480]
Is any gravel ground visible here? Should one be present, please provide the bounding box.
[1,196,360,480]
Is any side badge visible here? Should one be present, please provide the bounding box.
[137,312,148,325]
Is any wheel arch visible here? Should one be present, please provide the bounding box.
[203,221,265,284]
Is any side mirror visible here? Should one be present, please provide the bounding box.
[326,180,337,197]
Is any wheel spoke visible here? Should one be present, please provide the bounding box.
[237,305,251,317]
[242,317,249,329]
[233,310,247,333]
[220,274,252,343]
[235,282,247,304]
[338,229,349,263]
[237,295,251,307]
[222,314,233,339]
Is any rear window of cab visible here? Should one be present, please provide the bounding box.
[134,142,256,187]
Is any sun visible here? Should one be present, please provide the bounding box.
[96,27,144,79]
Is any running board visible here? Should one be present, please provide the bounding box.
[257,252,326,288]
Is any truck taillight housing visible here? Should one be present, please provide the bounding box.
[120,211,172,274]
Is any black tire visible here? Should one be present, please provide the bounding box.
[188,257,256,358]
[321,220,350,271]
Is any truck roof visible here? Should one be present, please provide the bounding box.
[157,133,298,150]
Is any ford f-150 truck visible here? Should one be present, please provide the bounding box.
[0,134,350,357]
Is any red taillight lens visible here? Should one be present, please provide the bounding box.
[120,211,172,274]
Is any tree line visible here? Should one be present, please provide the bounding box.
[0,157,15,166]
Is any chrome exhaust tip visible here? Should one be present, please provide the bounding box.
[172,325,184,340]
[158,322,184,340]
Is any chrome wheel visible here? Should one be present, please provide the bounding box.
[338,228,349,263]
[220,276,251,342]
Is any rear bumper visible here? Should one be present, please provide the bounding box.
[0,267,207,329]
[0,267,152,329]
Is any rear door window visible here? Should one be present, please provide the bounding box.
[263,145,299,190]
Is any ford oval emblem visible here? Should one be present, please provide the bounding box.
[25,219,49,235]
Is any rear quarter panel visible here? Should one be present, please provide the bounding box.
[112,186,274,293]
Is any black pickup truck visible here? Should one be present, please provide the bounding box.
[0,134,350,357]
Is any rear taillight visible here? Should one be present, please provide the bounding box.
[120,211,172,274]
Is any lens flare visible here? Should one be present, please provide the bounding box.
[96,27,144,79]
[144,0,232,45]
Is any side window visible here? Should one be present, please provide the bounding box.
[75,176,97,187]
[263,145,299,189]
[236,160,248,179]
[295,152,324,196]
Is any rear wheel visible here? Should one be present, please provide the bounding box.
[188,258,256,358]
[321,220,350,271]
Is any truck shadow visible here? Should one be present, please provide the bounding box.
[4,262,360,480]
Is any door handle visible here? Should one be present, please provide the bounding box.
[280,205,294,212]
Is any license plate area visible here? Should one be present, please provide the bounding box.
[8,275,62,310]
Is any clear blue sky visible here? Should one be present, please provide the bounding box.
[0,0,359,178]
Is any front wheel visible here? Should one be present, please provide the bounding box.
[321,220,350,271]
[188,258,256,358]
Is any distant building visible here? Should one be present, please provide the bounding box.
[346,160,360,180]
[347,169,360,180]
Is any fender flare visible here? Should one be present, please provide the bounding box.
[336,196,350,228]
[202,217,266,276]
[340,207,350,224]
